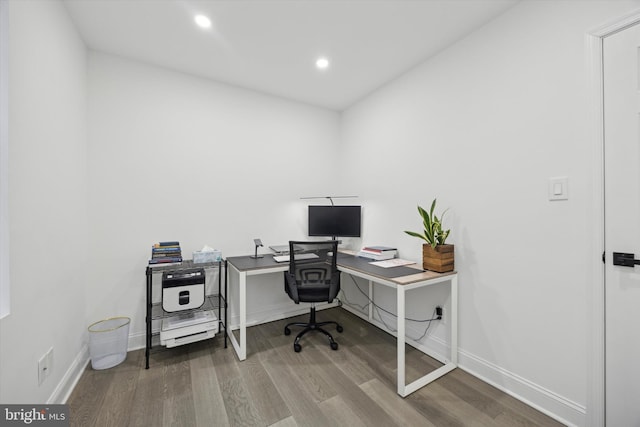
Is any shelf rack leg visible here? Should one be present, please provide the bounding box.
[145,267,152,369]
[224,260,228,348]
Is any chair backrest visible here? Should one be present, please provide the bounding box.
[285,240,340,304]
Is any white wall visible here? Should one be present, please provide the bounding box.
[87,52,342,341]
[0,0,10,320]
[0,0,88,403]
[4,1,640,424]
[339,1,639,425]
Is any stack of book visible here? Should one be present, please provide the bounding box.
[149,241,183,266]
[357,246,397,261]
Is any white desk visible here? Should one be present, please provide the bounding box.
[226,252,458,397]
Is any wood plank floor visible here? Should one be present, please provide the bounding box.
[68,308,565,427]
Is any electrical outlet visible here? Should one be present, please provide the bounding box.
[38,347,53,386]
[435,306,443,319]
[439,307,446,325]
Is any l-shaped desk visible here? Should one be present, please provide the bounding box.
[226,251,458,397]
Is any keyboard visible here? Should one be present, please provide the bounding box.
[273,253,319,263]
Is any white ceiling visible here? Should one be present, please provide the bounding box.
[63,0,519,111]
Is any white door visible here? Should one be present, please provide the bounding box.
[604,22,640,427]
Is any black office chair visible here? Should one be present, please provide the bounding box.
[284,240,343,352]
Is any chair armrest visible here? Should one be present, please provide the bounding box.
[285,272,300,304]
[327,280,339,303]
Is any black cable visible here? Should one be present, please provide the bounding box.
[348,274,440,322]
[336,286,370,311]
[341,274,440,341]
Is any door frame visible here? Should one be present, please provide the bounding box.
[587,9,640,427]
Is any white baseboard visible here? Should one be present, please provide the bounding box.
[459,350,584,427]
[51,344,89,404]
[128,331,147,351]
[340,302,583,427]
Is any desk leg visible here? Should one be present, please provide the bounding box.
[397,276,458,397]
[397,285,406,395]
[368,280,374,321]
[228,268,247,361]
[451,274,458,364]
[239,271,246,360]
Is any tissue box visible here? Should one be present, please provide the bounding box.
[193,250,218,263]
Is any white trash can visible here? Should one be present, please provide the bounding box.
[88,317,130,370]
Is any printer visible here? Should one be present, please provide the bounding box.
[160,310,218,348]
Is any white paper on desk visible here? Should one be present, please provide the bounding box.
[369,259,416,268]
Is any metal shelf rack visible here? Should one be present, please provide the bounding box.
[145,259,227,369]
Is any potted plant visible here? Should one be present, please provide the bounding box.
[404,198,454,273]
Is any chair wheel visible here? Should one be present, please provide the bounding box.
[294,343,302,352]
[284,327,291,336]
[330,342,338,350]
[336,325,344,333]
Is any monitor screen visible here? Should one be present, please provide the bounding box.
[308,205,361,238]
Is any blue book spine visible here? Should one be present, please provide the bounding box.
[152,247,182,253]
[155,241,180,247]
[149,257,183,264]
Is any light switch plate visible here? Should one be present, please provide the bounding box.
[548,176,568,201]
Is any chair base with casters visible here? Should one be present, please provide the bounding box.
[284,304,343,352]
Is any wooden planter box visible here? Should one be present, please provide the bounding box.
[422,244,454,273]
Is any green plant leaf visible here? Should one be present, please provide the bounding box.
[418,205,430,228]
[406,198,450,247]
[404,230,428,242]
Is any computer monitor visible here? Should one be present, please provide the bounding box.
[308,205,361,238]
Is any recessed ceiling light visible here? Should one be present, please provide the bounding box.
[194,14,212,29]
[316,57,330,70]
